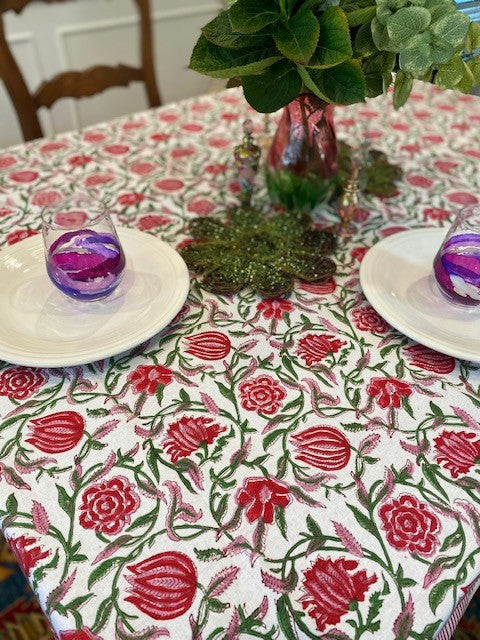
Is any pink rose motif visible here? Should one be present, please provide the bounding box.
[366,377,412,409]
[128,364,173,395]
[187,199,215,216]
[300,557,377,632]
[154,178,184,191]
[0,366,46,399]
[79,476,140,535]
[297,334,346,365]
[239,375,286,415]
[434,430,480,478]
[117,193,145,207]
[163,416,226,462]
[31,190,62,207]
[379,494,440,555]
[8,170,39,183]
[236,476,290,523]
[137,215,170,231]
[130,161,156,175]
[68,155,92,167]
[352,306,390,334]
[257,299,294,319]
[126,552,197,620]
[0,155,16,169]
[8,535,50,576]
[7,229,39,245]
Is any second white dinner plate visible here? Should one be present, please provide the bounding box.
[360,228,480,363]
[0,228,190,367]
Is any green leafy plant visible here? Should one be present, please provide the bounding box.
[190,0,480,110]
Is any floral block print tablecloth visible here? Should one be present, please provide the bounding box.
[0,83,480,640]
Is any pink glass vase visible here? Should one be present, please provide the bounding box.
[266,93,338,211]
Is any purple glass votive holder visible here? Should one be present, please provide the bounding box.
[41,194,126,301]
[433,205,480,306]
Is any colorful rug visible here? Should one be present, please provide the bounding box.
[0,532,479,639]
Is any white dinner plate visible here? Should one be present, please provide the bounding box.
[0,228,190,367]
[360,228,480,363]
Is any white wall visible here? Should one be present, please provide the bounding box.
[0,0,223,148]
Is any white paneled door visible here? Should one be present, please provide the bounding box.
[0,0,223,148]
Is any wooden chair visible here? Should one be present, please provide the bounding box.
[0,0,162,141]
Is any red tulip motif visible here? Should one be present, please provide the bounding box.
[26,411,85,453]
[292,426,351,471]
[184,331,231,360]
[125,551,197,620]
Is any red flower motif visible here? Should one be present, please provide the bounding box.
[8,170,39,183]
[434,161,459,173]
[26,411,85,453]
[423,207,451,221]
[434,431,480,478]
[184,331,231,360]
[55,210,88,227]
[0,207,13,217]
[404,344,455,374]
[400,143,421,154]
[182,123,203,132]
[352,306,390,334]
[79,476,140,535]
[39,141,67,153]
[117,193,145,207]
[31,190,62,207]
[8,535,50,576]
[128,364,173,395]
[422,135,444,144]
[154,178,184,191]
[58,628,102,640]
[205,163,228,175]
[350,246,370,262]
[68,155,92,167]
[380,226,408,238]
[236,476,290,523]
[300,557,377,632]
[171,147,195,159]
[84,173,115,187]
[300,278,336,295]
[151,133,171,143]
[446,192,478,206]
[292,426,351,471]
[103,144,129,155]
[126,552,197,620]
[83,131,106,143]
[187,199,215,216]
[123,120,145,130]
[221,112,238,121]
[137,215,170,231]
[208,137,230,148]
[366,377,412,409]
[229,180,241,195]
[0,367,46,399]
[239,375,286,415]
[158,112,179,123]
[0,155,16,169]
[7,229,39,245]
[163,416,227,462]
[130,161,156,175]
[297,334,346,366]
[379,494,440,555]
[257,299,293,319]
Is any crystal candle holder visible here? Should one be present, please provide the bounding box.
[41,194,126,301]
[433,205,480,306]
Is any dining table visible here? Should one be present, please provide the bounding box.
[0,82,480,640]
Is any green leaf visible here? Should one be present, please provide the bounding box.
[202,11,273,49]
[431,12,470,46]
[275,504,288,539]
[435,55,465,89]
[189,35,281,79]
[346,6,376,28]
[399,36,433,74]
[308,7,353,69]
[307,60,366,104]
[466,21,480,54]
[429,579,455,614]
[263,428,287,450]
[371,17,392,51]
[229,0,279,34]
[6,494,17,515]
[274,9,320,63]
[347,504,378,536]
[208,598,229,613]
[88,558,122,589]
[242,59,302,112]
[430,38,454,65]
[297,64,330,101]
[354,23,378,57]
[306,514,323,538]
[386,7,432,48]
[277,596,299,640]
[56,485,73,516]
[393,70,413,108]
